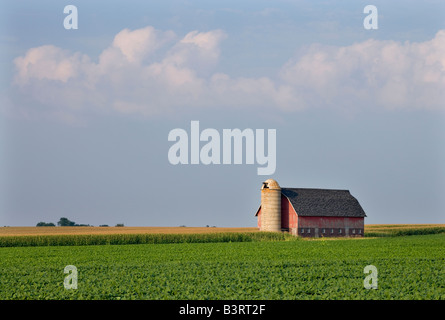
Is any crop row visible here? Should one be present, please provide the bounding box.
[364,226,445,237]
[0,231,296,247]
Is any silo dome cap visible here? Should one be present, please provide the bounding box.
[262,179,281,190]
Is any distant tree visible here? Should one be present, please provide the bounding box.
[57,217,75,226]
[115,223,124,227]
[99,224,109,227]
[36,222,55,227]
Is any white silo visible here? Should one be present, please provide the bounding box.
[261,179,281,232]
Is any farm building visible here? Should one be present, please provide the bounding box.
[255,179,366,237]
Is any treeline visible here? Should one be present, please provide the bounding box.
[36,217,124,227]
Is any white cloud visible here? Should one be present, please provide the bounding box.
[98,26,175,69]
[113,26,174,63]
[280,30,445,110]
[13,45,89,85]
[10,27,445,121]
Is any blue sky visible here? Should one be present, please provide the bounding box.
[1,1,444,227]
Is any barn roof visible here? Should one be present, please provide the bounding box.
[282,188,366,217]
[255,188,366,217]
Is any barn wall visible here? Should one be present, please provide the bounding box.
[299,216,364,228]
[298,216,364,237]
[281,195,298,230]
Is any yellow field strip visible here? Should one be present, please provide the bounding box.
[0,224,443,237]
[365,224,445,228]
[0,226,259,237]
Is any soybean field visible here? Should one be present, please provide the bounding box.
[0,233,444,299]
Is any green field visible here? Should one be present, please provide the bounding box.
[0,233,444,299]
[0,231,291,247]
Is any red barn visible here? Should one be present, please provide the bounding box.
[255,179,366,237]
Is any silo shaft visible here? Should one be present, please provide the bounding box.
[261,187,281,232]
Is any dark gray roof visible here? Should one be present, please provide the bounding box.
[281,188,366,217]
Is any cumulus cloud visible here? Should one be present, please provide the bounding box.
[11,26,445,121]
[13,45,89,84]
[280,30,445,110]
[164,29,227,76]
[99,26,175,68]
